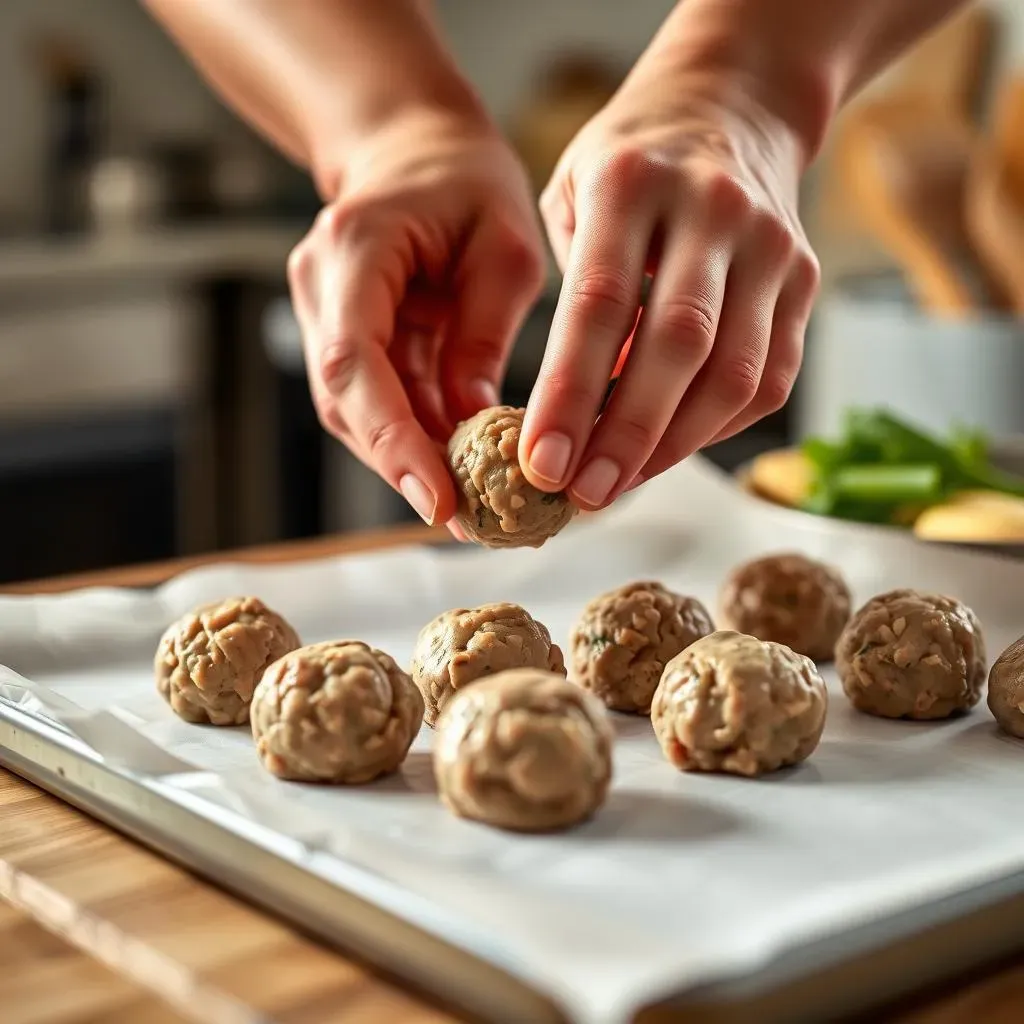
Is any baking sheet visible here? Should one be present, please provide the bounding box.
[2,456,1024,1024]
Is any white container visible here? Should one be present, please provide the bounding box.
[794,272,1024,441]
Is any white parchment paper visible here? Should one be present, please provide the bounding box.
[2,456,1024,1024]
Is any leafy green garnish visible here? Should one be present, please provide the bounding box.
[799,407,1024,526]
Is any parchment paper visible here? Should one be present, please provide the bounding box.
[2,456,1024,1024]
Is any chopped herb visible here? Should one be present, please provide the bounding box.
[541,491,563,505]
[475,506,486,528]
[589,634,614,653]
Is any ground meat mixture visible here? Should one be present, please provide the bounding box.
[155,596,300,725]
[251,640,424,783]
[570,581,714,714]
[651,630,828,777]
[447,406,576,548]
[411,602,565,727]
[987,635,1024,738]
[433,668,613,832]
[718,552,852,661]
[835,588,986,720]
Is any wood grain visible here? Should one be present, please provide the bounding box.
[0,898,188,1024]
[0,522,447,595]
[0,771,461,1024]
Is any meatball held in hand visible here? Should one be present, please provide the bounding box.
[988,636,1024,738]
[448,406,576,548]
[411,602,565,727]
[835,589,986,720]
[718,553,851,661]
[651,630,828,777]
[155,596,300,725]
[571,581,714,714]
[434,668,613,832]
[251,641,424,784]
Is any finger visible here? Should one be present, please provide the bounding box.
[638,221,792,483]
[315,227,458,525]
[707,251,819,445]
[566,225,731,510]
[441,217,544,422]
[447,519,468,542]
[521,152,661,491]
[392,326,452,441]
[539,169,575,272]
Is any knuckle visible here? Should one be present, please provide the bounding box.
[758,369,795,413]
[794,248,822,296]
[704,172,754,225]
[318,339,361,394]
[568,267,637,328]
[594,147,665,196]
[602,413,660,454]
[656,296,718,356]
[500,233,545,291]
[318,199,372,244]
[313,395,343,436]
[753,212,796,262]
[363,418,405,460]
[286,243,313,290]
[713,358,761,407]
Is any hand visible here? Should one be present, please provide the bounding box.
[520,61,820,510]
[288,106,545,529]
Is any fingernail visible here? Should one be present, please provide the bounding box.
[447,518,468,542]
[572,457,621,507]
[528,432,572,484]
[465,378,499,411]
[399,474,437,525]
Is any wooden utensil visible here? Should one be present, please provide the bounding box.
[965,76,1024,313]
[842,99,1004,315]
[809,3,996,263]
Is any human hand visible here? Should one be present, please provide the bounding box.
[288,106,544,530]
[519,55,821,510]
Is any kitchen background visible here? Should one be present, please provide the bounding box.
[0,0,1022,584]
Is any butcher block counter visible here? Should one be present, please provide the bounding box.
[2,526,1023,1024]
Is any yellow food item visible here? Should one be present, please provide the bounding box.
[745,448,813,508]
[913,490,1024,542]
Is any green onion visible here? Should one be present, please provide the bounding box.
[832,463,943,504]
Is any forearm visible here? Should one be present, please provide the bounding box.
[639,0,972,163]
[142,0,482,197]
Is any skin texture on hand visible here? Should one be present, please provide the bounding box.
[144,0,971,524]
[519,0,972,511]
[287,109,544,528]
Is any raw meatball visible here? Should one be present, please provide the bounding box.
[411,602,565,727]
[434,668,613,832]
[989,636,1024,738]
[448,406,576,548]
[570,581,714,714]
[718,553,851,661]
[251,640,424,783]
[835,589,986,720]
[651,630,827,777]
[155,596,300,725]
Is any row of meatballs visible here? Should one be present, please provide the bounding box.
[153,553,1021,833]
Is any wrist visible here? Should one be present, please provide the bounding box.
[303,3,487,199]
[641,0,842,167]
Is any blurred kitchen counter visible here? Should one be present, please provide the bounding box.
[0,221,307,291]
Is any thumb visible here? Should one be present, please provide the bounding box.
[441,217,545,421]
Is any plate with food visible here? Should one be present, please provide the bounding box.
[739,406,1024,556]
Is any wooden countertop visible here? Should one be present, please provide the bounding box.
[1,527,1023,1024]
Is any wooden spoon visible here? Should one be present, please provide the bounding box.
[842,99,1004,315]
[965,76,1024,313]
